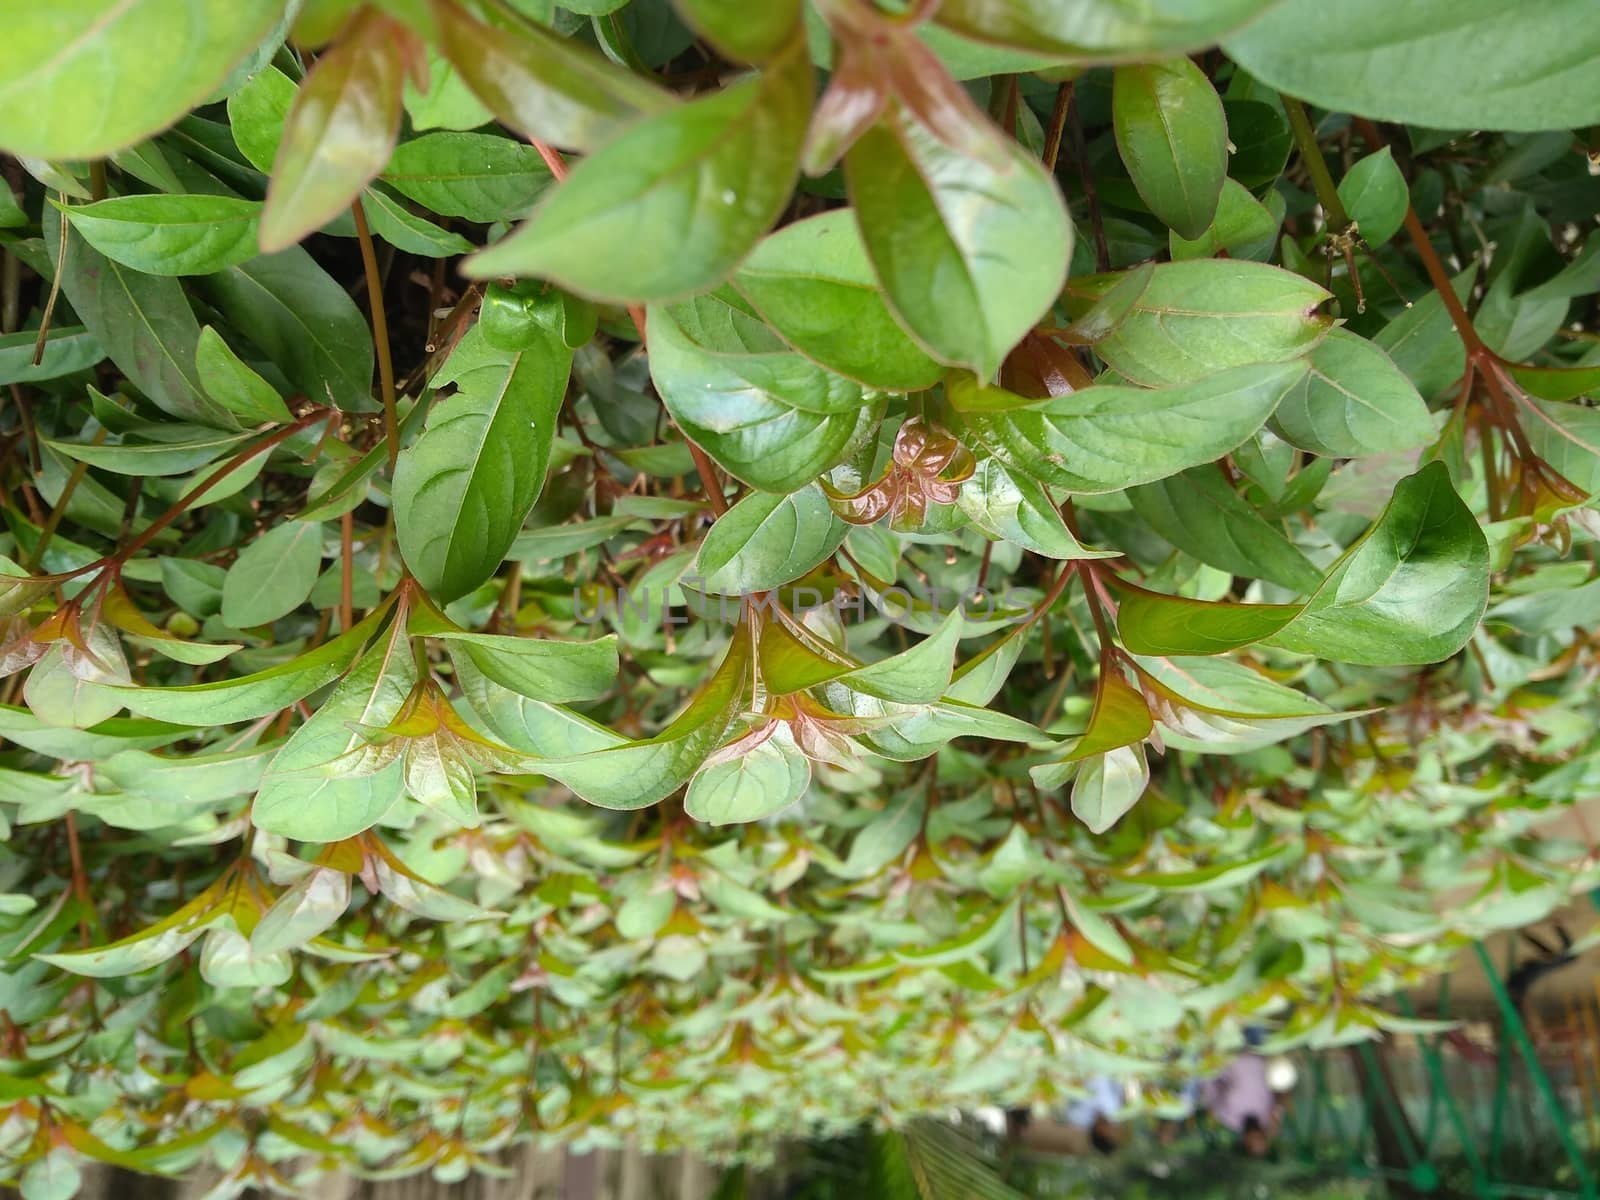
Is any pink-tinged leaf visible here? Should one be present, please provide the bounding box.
[260,10,413,253]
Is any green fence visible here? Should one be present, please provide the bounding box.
[1283,940,1599,1198]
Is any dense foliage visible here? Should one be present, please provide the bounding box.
[2,1,1600,1195]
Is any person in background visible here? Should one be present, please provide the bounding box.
[1064,1074,1123,1155]
[1200,1054,1277,1158]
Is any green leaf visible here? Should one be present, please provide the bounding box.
[1070,668,1153,760]
[1506,362,1600,404]
[674,0,801,62]
[1269,328,1434,458]
[226,64,295,172]
[684,723,811,824]
[195,326,293,425]
[221,520,325,628]
[36,875,236,977]
[843,790,924,877]
[466,40,812,302]
[1072,259,1332,387]
[649,294,884,493]
[1112,58,1228,240]
[382,131,553,223]
[1114,583,1299,657]
[0,0,286,158]
[846,105,1071,379]
[1521,396,1600,495]
[48,207,232,428]
[1265,461,1489,664]
[43,425,254,477]
[1225,0,1600,132]
[260,9,407,252]
[94,609,383,725]
[840,610,964,705]
[693,484,847,594]
[958,360,1307,493]
[895,899,1016,966]
[932,0,1275,59]
[1169,178,1279,262]
[358,187,474,257]
[412,603,619,703]
[1069,744,1149,834]
[403,45,493,132]
[1136,655,1354,754]
[251,620,415,842]
[60,194,261,275]
[1374,266,1473,401]
[732,210,944,391]
[534,630,750,809]
[435,0,673,150]
[0,326,103,386]
[197,247,376,413]
[1337,148,1408,248]
[1119,463,1488,665]
[956,457,1117,560]
[393,320,573,604]
[1127,467,1323,592]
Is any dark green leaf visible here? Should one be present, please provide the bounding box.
[1127,467,1323,592]
[1073,259,1332,387]
[1226,0,1600,132]
[1337,148,1408,247]
[435,0,672,149]
[195,326,293,425]
[382,131,553,223]
[0,0,285,158]
[197,247,376,413]
[61,194,261,275]
[1270,328,1434,458]
[846,105,1071,379]
[467,40,812,302]
[649,293,883,492]
[1113,58,1228,240]
[48,207,232,428]
[221,520,325,627]
[694,484,848,594]
[732,210,944,391]
[958,360,1307,493]
[394,322,572,603]
[260,9,408,252]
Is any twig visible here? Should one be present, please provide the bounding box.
[1064,91,1110,273]
[352,201,399,472]
[1283,97,1352,230]
[32,194,70,367]
[1041,82,1072,173]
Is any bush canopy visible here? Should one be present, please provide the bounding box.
[2,0,1600,1194]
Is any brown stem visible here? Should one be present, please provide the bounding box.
[530,139,570,181]
[1065,90,1110,273]
[1041,82,1072,173]
[1016,559,1078,635]
[351,200,398,473]
[686,441,730,517]
[116,410,332,564]
[1352,120,1481,354]
[64,812,91,942]
[1350,119,1542,465]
